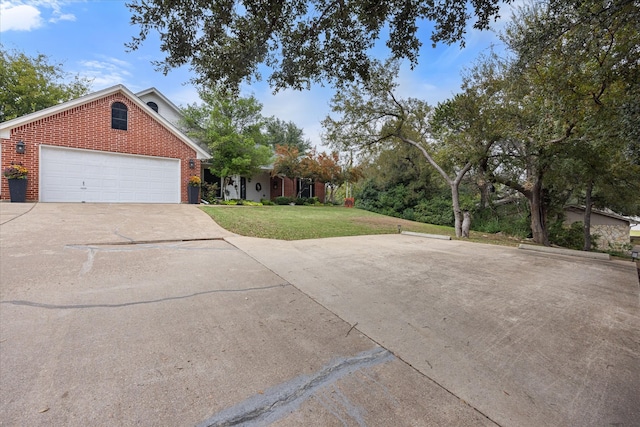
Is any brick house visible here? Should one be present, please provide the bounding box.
[203,170,325,203]
[270,176,325,202]
[0,85,209,203]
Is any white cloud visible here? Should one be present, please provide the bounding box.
[50,12,75,23]
[76,57,133,89]
[0,0,76,32]
[0,3,42,32]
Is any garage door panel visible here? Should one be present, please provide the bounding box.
[41,147,180,203]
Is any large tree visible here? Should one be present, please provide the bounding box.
[324,61,491,237]
[181,91,273,199]
[493,0,640,247]
[299,149,364,203]
[0,46,91,122]
[263,117,311,153]
[126,0,510,91]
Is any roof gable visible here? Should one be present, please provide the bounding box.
[136,87,184,127]
[0,84,210,159]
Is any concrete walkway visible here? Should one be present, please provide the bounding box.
[1,203,638,426]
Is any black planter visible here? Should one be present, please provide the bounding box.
[8,178,27,202]
[188,186,200,204]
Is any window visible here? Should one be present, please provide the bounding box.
[111,102,128,130]
[146,101,159,113]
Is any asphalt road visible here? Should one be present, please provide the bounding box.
[1,203,638,426]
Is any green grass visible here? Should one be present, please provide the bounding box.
[200,205,523,246]
[631,230,640,237]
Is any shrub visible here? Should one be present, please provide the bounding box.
[471,205,531,238]
[201,182,219,203]
[275,196,292,205]
[260,198,274,205]
[549,221,586,250]
[413,197,454,226]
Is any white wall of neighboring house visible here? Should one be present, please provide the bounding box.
[137,91,183,127]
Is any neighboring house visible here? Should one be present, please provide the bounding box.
[0,85,209,203]
[564,205,636,251]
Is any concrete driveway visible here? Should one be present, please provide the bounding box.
[1,203,638,426]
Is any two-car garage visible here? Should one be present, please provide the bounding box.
[40,146,181,203]
[1,85,210,203]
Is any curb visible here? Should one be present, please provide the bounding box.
[401,231,452,241]
[518,244,610,260]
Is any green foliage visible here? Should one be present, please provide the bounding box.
[181,90,273,187]
[260,198,274,205]
[200,182,220,203]
[218,199,263,206]
[471,206,531,238]
[263,117,311,153]
[354,179,456,226]
[0,45,91,122]
[275,196,293,205]
[412,197,454,226]
[548,221,588,251]
[127,0,506,91]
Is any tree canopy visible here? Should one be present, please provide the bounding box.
[181,91,273,192]
[126,0,510,91]
[324,0,640,248]
[0,46,92,122]
[263,117,311,153]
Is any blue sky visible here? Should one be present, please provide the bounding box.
[1,0,514,148]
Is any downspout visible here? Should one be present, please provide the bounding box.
[281,177,285,197]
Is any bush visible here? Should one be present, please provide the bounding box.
[549,221,585,250]
[260,198,274,205]
[200,182,219,203]
[471,205,531,238]
[413,197,454,226]
[275,196,292,205]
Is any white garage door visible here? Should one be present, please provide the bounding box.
[40,146,180,203]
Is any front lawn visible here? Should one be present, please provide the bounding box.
[200,205,523,246]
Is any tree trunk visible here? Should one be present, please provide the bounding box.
[451,182,463,238]
[529,179,549,246]
[398,136,472,238]
[583,181,593,251]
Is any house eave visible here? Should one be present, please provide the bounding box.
[0,84,210,160]
[565,205,635,225]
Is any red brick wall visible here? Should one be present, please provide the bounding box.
[314,181,326,202]
[269,177,326,201]
[1,93,199,202]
